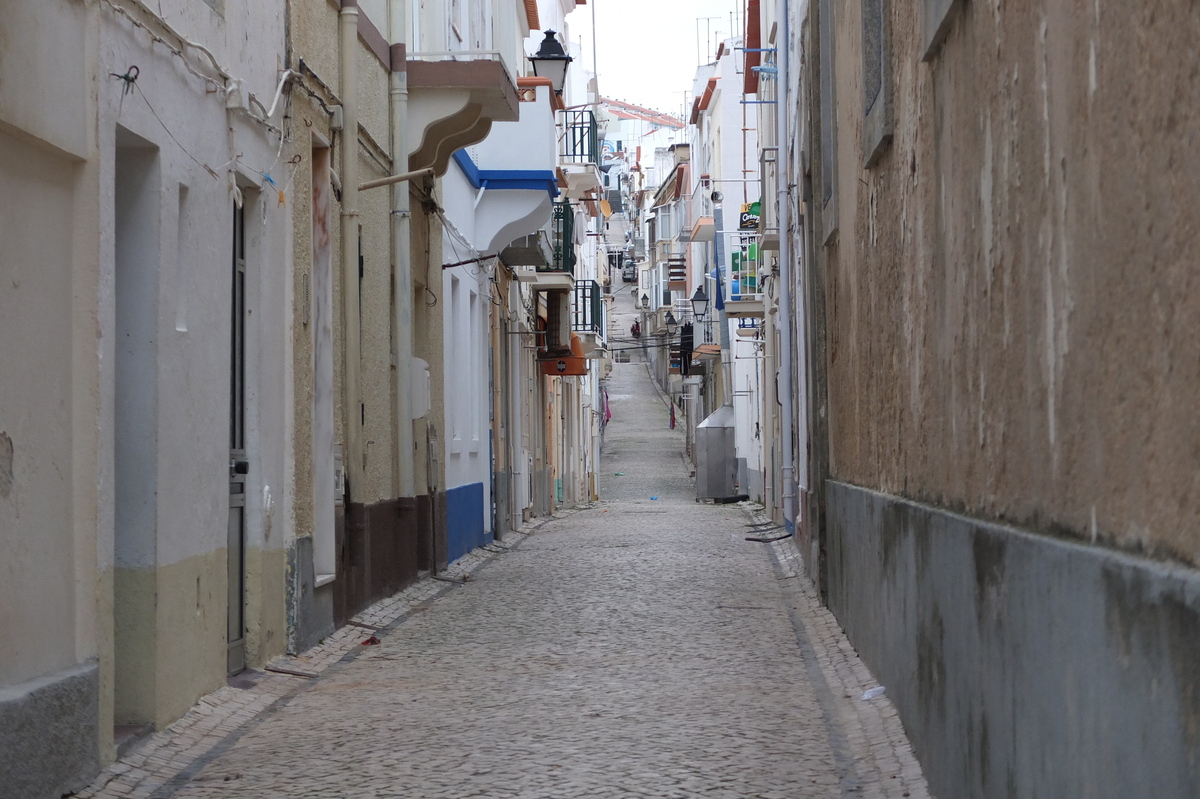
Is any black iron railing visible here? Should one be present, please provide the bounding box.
[543,199,575,274]
[571,280,604,335]
[559,110,599,165]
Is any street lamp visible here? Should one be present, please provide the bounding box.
[639,293,650,310]
[528,31,572,95]
[665,310,678,337]
[690,285,709,319]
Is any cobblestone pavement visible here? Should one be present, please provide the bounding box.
[75,291,930,799]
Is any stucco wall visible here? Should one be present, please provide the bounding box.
[0,130,85,689]
[95,0,291,736]
[823,0,1200,564]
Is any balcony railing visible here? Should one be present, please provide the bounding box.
[571,280,605,336]
[722,231,764,306]
[759,147,779,250]
[543,199,576,275]
[558,110,599,165]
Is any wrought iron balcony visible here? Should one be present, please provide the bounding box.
[571,280,605,336]
[544,199,576,275]
[558,109,599,165]
[514,201,575,291]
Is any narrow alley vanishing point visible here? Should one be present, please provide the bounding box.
[72,290,928,799]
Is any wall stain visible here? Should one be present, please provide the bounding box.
[973,528,1007,629]
[1102,563,1200,772]
[917,601,947,723]
[880,498,909,578]
[0,431,13,498]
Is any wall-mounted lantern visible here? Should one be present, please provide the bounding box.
[529,30,573,95]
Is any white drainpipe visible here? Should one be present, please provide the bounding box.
[776,0,796,531]
[340,0,363,496]
[389,0,415,499]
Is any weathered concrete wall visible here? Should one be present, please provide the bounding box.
[822,0,1200,564]
[810,1,1200,793]
[287,0,419,633]
[0,1,103,791]
[0,128,86,688]
[0,663,99,799]
[95,0,291,747]
[827,480,1200,798]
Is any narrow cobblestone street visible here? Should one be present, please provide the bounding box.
[74,289,929,799]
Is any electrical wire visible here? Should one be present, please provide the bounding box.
[100,0,283,137]
[133,83,220,179]
[99,0,224,91]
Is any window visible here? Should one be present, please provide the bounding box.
[921,0,963,61]
[818,0,839,243]
[862,0,893,167]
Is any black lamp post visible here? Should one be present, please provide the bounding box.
[529,31,572,94]
[690,285,709,318]
[639,293,650,310]
[665,310,678,337]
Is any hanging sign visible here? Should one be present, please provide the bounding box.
[738,200,761,231]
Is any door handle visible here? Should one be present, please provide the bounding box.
[231,460,250,475]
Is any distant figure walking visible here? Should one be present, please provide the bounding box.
[631,320,641,339]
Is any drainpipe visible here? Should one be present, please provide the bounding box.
[776,0,796,531]
[340,1,363,497]
[711,193,732,406]
[389,0,415,500]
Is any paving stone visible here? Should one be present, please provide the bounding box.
[70,291,931,799]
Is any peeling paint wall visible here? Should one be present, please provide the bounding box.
[822,0,1200,565]
[809,0,1200,794]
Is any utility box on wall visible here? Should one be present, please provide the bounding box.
[695,404,737,500]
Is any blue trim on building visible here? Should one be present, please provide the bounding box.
[446,482,491,562]
[453,150,559,197]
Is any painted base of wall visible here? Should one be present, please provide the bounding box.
[494,471,512,539]
[0,661,99,799]
[243,545,287,667]
[827,480,1200,799]
[113,551,226,730]
[446,482,489,563]
[334,498,419,625]
[533,468,552,518]
[417,492,450,572]
[737,458,765,503]
[287,536,334,654]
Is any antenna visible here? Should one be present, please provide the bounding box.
[696,17,720,66]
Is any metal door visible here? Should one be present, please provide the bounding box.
[228,203,248,675]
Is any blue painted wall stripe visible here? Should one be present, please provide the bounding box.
[453,150,559,197]
[446,482,491,563]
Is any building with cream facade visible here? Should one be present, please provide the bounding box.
[0,0,605,796]
[2,0,292,794]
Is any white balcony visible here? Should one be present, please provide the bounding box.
[406,51,519,177]
[451,78,560,255]
[557,109,602,199]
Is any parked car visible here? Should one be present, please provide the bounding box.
[621,263,636,282]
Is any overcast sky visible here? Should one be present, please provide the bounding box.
[567,0,744,118]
